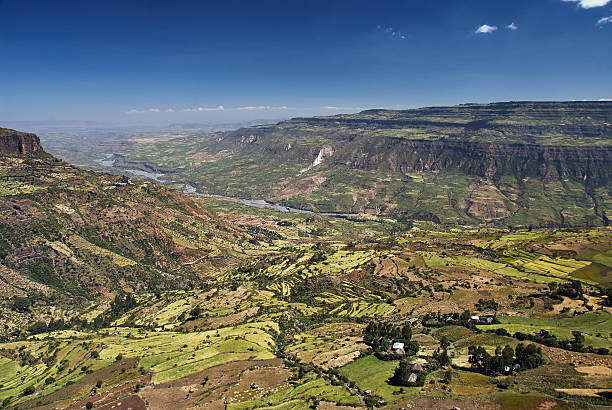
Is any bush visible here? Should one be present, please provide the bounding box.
[86,402,94,409]
[22,385,35,396]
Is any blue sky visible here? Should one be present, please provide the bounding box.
[0,0,610,124]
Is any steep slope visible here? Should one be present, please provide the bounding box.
[111,101,612,227]
[0,127,42,155]
[0,128,259,335]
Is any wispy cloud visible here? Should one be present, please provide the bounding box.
[320,106,366,111]
[182,105,225,112]
[235,105,289,111]
[376,25,407,40]
[506,22,518,30]
[597,15,612,24]
[127,105,291,114]
[475,24,498,34]
[126,108,161,114]
[562,0,611,8]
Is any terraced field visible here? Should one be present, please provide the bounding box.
[1,137,612,409]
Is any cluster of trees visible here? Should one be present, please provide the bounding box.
[422,310,497,330]
[364,321,418,355]
[390,359,425,387]
[468,343,544,375]
[14,292,139,337]
[548,281,583,300]
[475,298,499,311]
[512,329,609,355]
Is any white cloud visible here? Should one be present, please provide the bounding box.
[235,105,289,111]
[475,24,498,34]
[506,22,518,30]
[377,25,408,40]
[126,108,161,114]
[599,98,612,101]
[182,105,225,112]
[562,0,611,8]
[166,108,175,113]
[597,15,612,24]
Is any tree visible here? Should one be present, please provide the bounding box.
[571,331,585,350]
[11,296,30,313]
[86,402,94,409]
[391,359,422,386]
[401,324,412,341]
[440,336,449,350]
[443,369,453,384]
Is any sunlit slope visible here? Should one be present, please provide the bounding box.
[112,101,612,227]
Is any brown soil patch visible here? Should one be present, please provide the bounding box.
[555,388,612,397]
[575,365,612,377]
[551,296,584,314]
[541,346,612,367]
[97,394,147,410]
[279,175,327,200]
[395,395,499,409]
[138,359,286,409]
[180,307,259,331]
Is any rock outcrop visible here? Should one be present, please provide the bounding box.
[0,128,42,155]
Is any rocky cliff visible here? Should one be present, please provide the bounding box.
[0,128,42,155]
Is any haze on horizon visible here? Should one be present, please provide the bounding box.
[0,0,611,126]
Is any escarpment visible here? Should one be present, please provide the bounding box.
[0,128,42,155]
[340,138,612,185]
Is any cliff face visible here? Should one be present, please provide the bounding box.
[340,137,612,185]
[0,128,42,155]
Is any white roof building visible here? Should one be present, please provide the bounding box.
[392,342,405,350]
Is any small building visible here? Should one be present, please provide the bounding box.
[392,342,405,350]
[504,366,511,373]
[407,373,418,383]
[470,315,480,321]
[411,363,423,371]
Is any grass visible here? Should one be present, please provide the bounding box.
[477,311,612,350]
[337,355,420,402]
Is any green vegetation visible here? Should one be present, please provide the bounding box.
[0,126,611,409]
[60,101,612,228]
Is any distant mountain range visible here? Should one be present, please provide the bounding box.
[102,101,611,228]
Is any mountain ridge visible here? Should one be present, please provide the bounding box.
[102,101,612,227]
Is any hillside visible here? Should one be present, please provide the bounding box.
[0,128,612,409]
[100,101,612,228]
[0,129,266,335]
